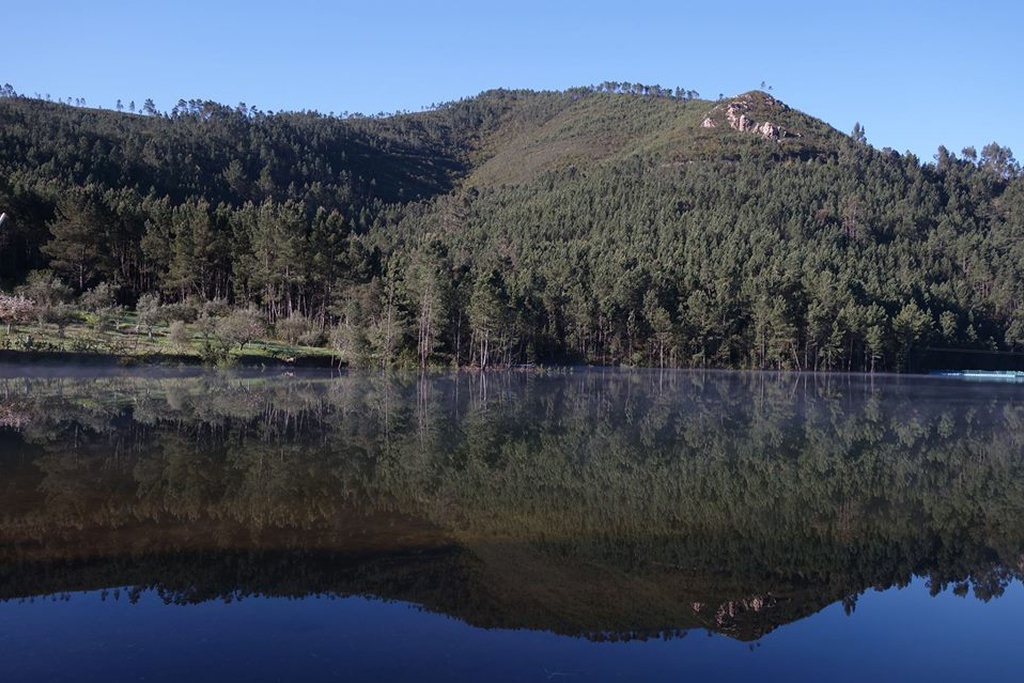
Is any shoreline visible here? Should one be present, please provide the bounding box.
[0,349,338,369]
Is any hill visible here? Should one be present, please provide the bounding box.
[0,84,1022,371]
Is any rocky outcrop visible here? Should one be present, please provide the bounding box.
[756,121,782,140]
[726,105,757,132]
[701,92,799,142]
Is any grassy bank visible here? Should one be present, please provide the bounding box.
[0,314,336,368]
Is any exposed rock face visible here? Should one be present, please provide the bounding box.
[726,105,756,132]
[756,121,781,140]
[702,92,799,142]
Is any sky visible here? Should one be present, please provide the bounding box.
[4,1,1022,162]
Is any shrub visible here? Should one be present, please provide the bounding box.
[0,293,36,334]
[167,320,192,352]
[276,314,312,345]
[215,308,267,351]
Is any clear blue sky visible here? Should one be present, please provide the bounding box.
[5,1,1021,161]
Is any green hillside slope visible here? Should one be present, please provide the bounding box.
[0,84,1021,370]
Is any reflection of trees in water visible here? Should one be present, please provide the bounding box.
[1,369,1024,638]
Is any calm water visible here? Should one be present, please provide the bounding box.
[1,367,1023,681]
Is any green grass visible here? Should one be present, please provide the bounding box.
[467,94,712,187]
[0,315,332,365]
[462,91,850,188]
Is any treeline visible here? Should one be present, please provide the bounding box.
[1,85,1022,370]
[590,81,700,99]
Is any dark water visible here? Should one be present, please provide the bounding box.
[1,368,1023,681]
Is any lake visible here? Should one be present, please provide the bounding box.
[1,367,1023,681]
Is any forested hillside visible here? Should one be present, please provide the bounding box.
[1,83,1021,370]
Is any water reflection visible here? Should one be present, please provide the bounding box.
[1,369,1023,642]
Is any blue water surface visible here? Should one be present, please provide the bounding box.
[1,577,1020,682]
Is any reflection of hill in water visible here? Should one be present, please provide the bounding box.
[1,369,1023,641]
